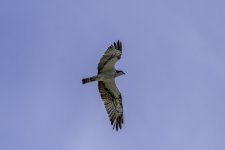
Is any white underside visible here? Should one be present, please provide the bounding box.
[97,69,116,81]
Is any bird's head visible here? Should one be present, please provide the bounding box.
[116,70,125,77]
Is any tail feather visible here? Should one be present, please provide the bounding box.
[82,76,97,84]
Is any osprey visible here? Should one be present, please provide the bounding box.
[82,40,125,131]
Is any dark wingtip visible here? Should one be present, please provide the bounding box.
[116,40,122,51]
[110,40,122,51]
[109,45,113,49]
[114,42,116,48]
[111,116,123,131]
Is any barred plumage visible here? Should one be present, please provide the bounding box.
[82,76,98,84]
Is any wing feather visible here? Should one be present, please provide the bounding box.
[98,40,122,73]
[98,80,124,131]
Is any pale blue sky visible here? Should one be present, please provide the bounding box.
[1,0,225,150]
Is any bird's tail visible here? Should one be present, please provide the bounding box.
[82,76,98,84]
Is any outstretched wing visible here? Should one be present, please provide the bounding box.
[98,80,124,131]
[98,40,122,74]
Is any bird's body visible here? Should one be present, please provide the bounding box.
[82,70,122,83]
[82,40,125,131]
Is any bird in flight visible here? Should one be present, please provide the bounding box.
[82,40,125,131]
